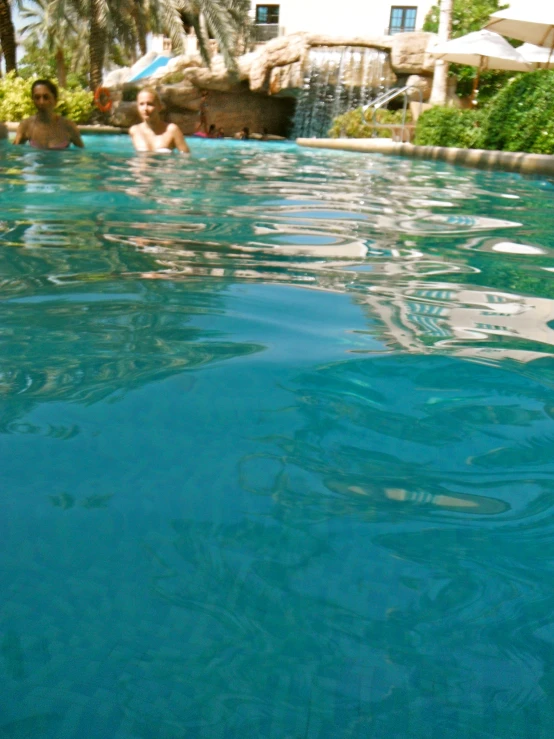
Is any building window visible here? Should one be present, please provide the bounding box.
[389,6,417,34]
[256,4,280,24]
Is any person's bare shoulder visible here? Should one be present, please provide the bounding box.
[65,118,85,147]
[13,117,32,144]
[168,123,190,154]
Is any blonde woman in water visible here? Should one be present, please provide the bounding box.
[130,88,190,154]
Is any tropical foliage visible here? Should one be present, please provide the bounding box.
[19,0,88,87]
[0,0,17,72]
[478,70,554,153]
[413,71,554,155]
[423,0,514,102]
[413,107,484,148]
[9,0,250,91]
[423,0,506,37]
[0,72,94,122]
[328,108,413,139]
[19,39,88,88]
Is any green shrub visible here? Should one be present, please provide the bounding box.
[328,107,412,139]
[0,72,94,123]
[414,106,484,148]
[453,67,520,106]
[57,87,94,123]
[0,73,36,120]
[479,70,554,154]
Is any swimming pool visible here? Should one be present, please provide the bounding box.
[1,136,554,738]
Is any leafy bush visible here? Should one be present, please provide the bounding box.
[479,70,554,154]
[414,106,484,148]
[0,72,94,123]
[0,74,36,120]
[453,67,521,105]
[58,87,94,123]
[328,107,413,138]
[423,0,505,37]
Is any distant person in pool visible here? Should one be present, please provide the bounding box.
[235,126,249,140]
[14,79,84,149]
[129,88,190,154]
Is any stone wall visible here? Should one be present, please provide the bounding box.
[105,31,437,136]
[166,88,295,137]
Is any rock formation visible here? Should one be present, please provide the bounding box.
[104,31,437,136]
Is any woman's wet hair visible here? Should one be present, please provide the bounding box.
[137,87,162,106]
[31,79,59,101]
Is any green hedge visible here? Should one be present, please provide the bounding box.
[412,70,554,154]
[414,107,484,148]
[479,70,554,154]
[0,72,94,124]
[328,107,412,139]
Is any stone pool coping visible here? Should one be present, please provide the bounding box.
[296,137,554,177]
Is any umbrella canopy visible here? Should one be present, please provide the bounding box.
[428,29,532,72]
[486,8,554,48]
[518,42,554,68]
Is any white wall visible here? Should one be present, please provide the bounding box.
[251,1,436,37]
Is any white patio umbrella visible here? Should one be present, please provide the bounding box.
[518,42,554,68]
[486,7,554,49]
[428,29,532,103]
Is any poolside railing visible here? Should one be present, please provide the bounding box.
[360,84,423,143]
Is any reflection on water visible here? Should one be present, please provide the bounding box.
[1,138,554,738]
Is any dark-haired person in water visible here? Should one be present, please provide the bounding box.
[129,88,190,153]
[14,79,84,149]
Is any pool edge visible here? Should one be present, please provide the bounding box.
[296,138,554,177]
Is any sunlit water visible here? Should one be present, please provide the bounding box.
[2,136,554,738]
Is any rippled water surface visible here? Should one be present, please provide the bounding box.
[2,136,554,738]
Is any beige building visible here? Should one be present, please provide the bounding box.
[250,1,436,42]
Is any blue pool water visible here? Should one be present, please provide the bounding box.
[2,136,554,738]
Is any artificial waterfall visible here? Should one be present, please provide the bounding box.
[292,46,391,139]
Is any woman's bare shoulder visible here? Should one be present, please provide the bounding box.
[63,117,80,131]
[14,117,33,142]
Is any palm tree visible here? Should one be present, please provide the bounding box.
[85,0,141,89]
[131,0,160,58]
[0,0,17,73]
[158,0,251,73]
[19,0,250,90]
[88,0,107,89]
[20,0,87,86]
[85,0,250,89]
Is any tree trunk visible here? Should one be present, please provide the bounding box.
[134,10,147,57]
[0,0,17,74]
[430,0,453,106]
[138,31,147,58]
[55,47,67,88]
[89,0,106,90]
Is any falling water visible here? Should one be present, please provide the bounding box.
[292,46,392,139]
